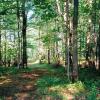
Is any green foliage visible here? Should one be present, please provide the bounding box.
[42,33,61,47]
[36,76,67,87]
[34,64,100,99]
[0,67,32,76]
[87,85,99,100]
[33,0,57,21]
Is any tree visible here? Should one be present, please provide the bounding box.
[63,0,70,80]
[72,0,79,82]
[22,0,27,67]
[98,20,100,72]
[16,0,21,68]
[0,22,1,66]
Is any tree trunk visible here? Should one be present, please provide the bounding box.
[17,0,21,68]
[72,0,79,82]
[63,0,70,80]
[48,49,50,64]
[22,0,27,67]
[46,21,51,64]
[55,19,60,64]
[4,31,7,67]
[38,26,42,64]
[0,29,2,66]
[92,0,97,68]
[98,21,100,72]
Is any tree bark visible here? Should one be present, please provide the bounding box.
[17,0,21,68]
[4,31,7,67]
[98,21,100,72]
[63,0,70,80]
[72,0,79,82]
[48,49,50,64]
[22,0,27,67]
[0,28,2,66]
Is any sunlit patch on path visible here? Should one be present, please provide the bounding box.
[0,68,53,100]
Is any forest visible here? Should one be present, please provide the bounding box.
[0,0,100,99]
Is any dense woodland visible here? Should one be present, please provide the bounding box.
[0,0,100,99]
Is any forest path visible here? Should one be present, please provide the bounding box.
[0,64,67,100]
[0,65,54,100]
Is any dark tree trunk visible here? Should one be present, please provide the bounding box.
[48,49,50,64]
[72,0,79,82]
[22,0,27,67]
[0,29,2,66]
[98,21,100,72]
[91,0,97,68]
[4,31,7,67]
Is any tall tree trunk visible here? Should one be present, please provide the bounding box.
[56,0,62,16]
[72,0,79,82]
[86,26,91,62]
[69,17,73,74]
[38,26,42,64]
[46,21,51,64]
[4,31,7,67]
[98,21,100,72]
[47,49,50,64]
[55,19,59,64]
[63,0,70,80]
[91,0,97,68]
[56,0,65,65]
[93,0,97,68]
[79,33,82,65]
[17,0,21,68]
[0,28,2,66]
[22,0,27,67]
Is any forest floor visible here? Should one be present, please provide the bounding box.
[0,64,100,100]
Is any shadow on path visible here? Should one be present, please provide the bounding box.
[0,69,51,100]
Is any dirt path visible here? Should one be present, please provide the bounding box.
[0,69,49,100]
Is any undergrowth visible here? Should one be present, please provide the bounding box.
[0,64,100,99]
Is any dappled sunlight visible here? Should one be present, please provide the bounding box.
[15,92,30,100]
[67,81,85,93]
[0,76,7,79]
[48,86,75,99]
[0,78,12,85]
[25,84,33,90]
[48,81,85,99]
[0,64,100,99]
[97,94,100,99]
[21,73,39,79]
[5,96,13,100]
[18,83,36,92]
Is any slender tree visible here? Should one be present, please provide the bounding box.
[72,0,79,82]
[0,24,1,66]
[16,0,21,68]
[22,0,27,67]
[4,30,7,67]
[63,0,70,80]
[98,20,100,72]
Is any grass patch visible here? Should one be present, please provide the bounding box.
[34,64,100,100]
[0,67,34,76]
